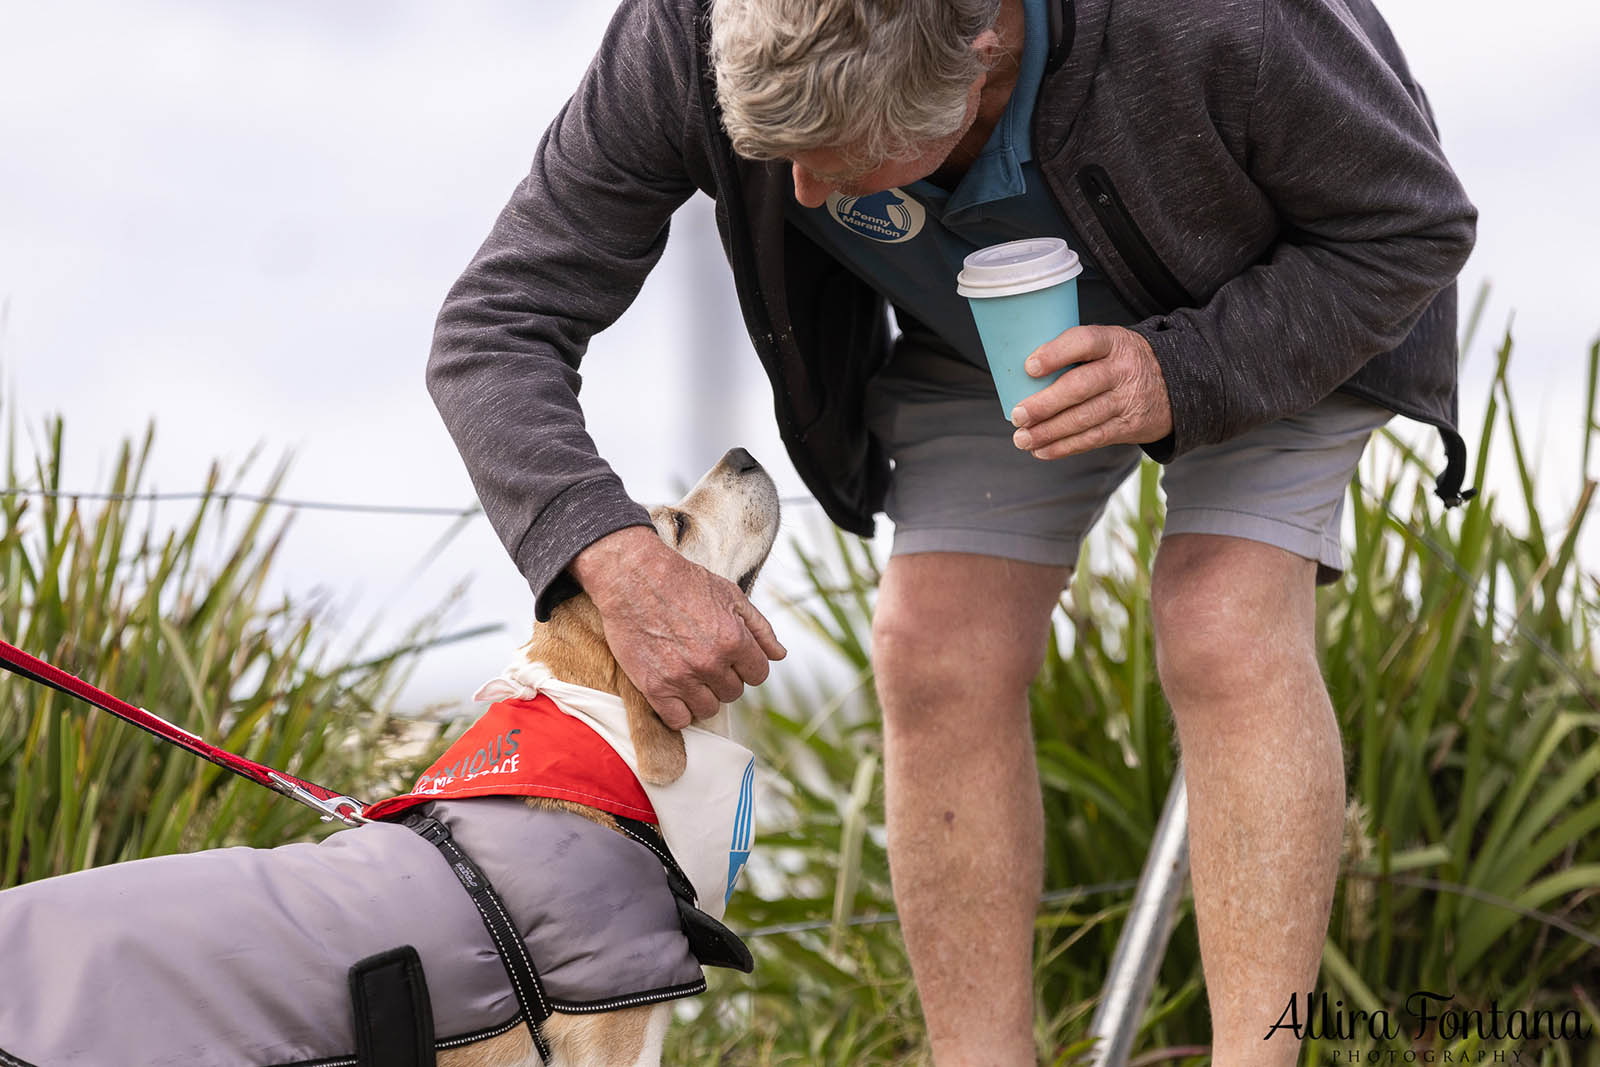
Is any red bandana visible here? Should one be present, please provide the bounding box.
[364,695,658,824]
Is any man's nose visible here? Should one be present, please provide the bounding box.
[792,163,830,209]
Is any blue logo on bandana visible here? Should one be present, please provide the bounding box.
[726,758,755,905]
[826,189,926,244]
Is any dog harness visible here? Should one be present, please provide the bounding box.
[367,663,758,919]
[0,664,757,1067]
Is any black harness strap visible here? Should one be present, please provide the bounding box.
[403,813,554,1065]
[349,946,436,1067]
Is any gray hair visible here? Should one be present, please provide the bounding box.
[709,0,1002,166]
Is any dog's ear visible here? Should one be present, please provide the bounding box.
[619,673,687,785]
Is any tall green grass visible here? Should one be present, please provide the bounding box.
[1310,331,1600,1064]
[674,330,1600,1066]
[3,327,1593,1065]
[0,417,447,885]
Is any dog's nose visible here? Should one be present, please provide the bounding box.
[723,448,762,474]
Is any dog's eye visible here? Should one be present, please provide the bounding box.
[673,510,690,541]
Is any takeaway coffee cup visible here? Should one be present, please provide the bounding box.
[956,237,1084,417]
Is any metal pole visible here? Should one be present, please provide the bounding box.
[1086,765,1191,1067]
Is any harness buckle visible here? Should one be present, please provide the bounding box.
[268,772,370,827]
[402,813,451,845]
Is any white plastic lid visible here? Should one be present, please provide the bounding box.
[956,237,1083,298]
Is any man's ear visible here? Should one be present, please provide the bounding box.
[620,672,687,786]
[971,25,1003,69]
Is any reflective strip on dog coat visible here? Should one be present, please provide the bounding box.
[0,799,705,1067]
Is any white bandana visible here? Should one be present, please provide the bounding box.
[473,662,755,920]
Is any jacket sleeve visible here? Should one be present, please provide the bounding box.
[1131,0,1477,460]
[426,0,700,619]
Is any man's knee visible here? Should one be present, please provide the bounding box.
[871,554,1068,727]
[1150,534,1319,706]
[876,614,1036,723]
[872,602,1047,720]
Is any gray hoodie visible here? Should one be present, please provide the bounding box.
[426,0,1477,619]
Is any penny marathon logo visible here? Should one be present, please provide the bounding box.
[1266,990,1592,1061]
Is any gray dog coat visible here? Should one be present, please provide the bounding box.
[0,797,736,1066]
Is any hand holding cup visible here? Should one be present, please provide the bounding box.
[959,237,1172,459]
[1009,324,1172,458]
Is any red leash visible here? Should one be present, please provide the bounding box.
[0,637,368,826]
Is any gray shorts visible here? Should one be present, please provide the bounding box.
[864,342,1393,583]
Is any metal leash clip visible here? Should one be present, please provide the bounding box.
[267,772,369,827]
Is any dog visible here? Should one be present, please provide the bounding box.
[0,448,781,1067]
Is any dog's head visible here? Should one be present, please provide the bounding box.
[644,447,780,597]
[520,448,780,784]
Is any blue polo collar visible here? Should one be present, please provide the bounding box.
[908,0,1048,220]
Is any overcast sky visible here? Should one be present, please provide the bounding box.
[1,1,1596,714]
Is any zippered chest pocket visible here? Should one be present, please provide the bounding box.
[1076,165,1194,314]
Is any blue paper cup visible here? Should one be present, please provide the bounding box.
[957,238,1084,417]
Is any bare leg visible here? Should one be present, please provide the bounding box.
[873,552,1072,1066]
[1151,534,1346,1066]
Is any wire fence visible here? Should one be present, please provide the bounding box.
[735,867,1600,950]
[8,453,1598,958]
[0,485,480,517]
[739,878,1143,939]
[0,483,819,518]
[10,428,1596,696]
[6,466,1593,704]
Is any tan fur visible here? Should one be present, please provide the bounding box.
[523,794,620,833]
[437,1023,535,1067]
[521,593,687,785]
[540,1005,657,1066]
[437,1005,660,1067]
[433,451,780,1066]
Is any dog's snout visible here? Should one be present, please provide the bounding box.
[722,448,762,475]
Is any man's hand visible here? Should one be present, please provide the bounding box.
[569,526,787,729]
[1008,324,1172,458]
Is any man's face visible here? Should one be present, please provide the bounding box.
[788,75,985,209]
